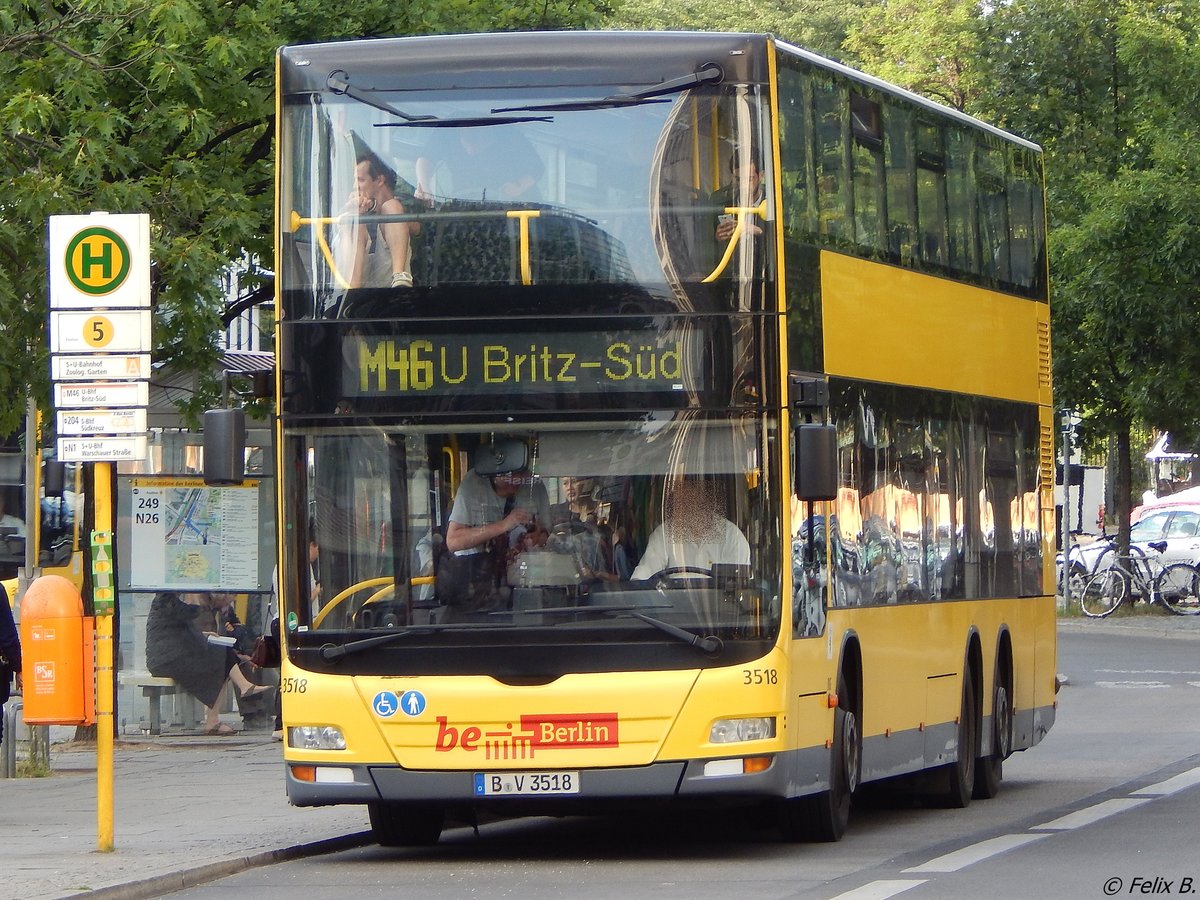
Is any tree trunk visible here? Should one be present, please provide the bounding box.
[1114,425,1133,555]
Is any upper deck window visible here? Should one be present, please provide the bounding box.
[279,79,775,318]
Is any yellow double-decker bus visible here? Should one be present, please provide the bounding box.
[271,31,1055,845]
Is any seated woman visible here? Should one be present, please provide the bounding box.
[631,476,751,580]
[145,591,269,735]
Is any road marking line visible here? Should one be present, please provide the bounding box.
[1134,766,1200,796]
[1095,681,1169,689]
[830,880,928,900]
[1034,797,1151,830]
[901,833,1049,873]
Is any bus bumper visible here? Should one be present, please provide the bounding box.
[286,746,829,808]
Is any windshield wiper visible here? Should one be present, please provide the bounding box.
[327,70,437,122]
[538,603,723,657]
[317,622,515,661]
[491,62,724,114]
[328,70,552,127]
[375,115,552,129]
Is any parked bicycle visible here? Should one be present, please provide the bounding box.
[1076,538,1200,617]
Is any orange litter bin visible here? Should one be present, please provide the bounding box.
[19,575,96,726]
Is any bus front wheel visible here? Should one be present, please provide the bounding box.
[779,674,858,842]
[368,801,444,846]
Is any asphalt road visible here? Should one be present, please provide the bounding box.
[169,623,1200,899]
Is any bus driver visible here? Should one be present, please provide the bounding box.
[631,475,750,580]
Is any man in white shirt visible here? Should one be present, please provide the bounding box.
[631,477,750,580]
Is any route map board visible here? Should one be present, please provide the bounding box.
[118,475,273,593]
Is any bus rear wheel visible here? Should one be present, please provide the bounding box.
[368,802,444,846]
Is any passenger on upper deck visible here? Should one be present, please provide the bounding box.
[630,475,751,580]
[338,150,421,289]
[712,150,765,245]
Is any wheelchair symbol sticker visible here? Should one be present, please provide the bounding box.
[400,690,427,717]
[373,691,399,718]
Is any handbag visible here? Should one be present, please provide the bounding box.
[250,633,281,668]
[436,551,497,607]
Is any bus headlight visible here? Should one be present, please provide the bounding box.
[291,725,347,750]
[709,717,776,743]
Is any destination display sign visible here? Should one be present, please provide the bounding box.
[58,435,149,462]
[57,408,147,436]
[54,380,149,409]
[342,329,704,397]
[52,353,151,381]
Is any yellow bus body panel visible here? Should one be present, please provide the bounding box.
[286,668,715,769]
[822,251,1047,405]
[821,596,1055,746]
[658,647,793,760]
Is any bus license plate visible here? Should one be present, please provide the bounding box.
[474,771,580,796]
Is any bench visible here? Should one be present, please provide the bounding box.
[118,672,179,735]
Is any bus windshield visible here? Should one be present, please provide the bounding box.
[286,417,782,674]
[280,78,772,317]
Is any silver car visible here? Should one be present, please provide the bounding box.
[1062,505,1200,589]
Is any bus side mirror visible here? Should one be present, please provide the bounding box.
[203,408,246,485]
[794,423,837,501]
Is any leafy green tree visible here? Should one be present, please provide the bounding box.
[841,0,984,111]
[0,0,608,436]
[604,0,871,61]
[976,0,1200,534]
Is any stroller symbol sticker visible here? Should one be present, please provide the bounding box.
[373,691,399,718]
[400,690,426,717]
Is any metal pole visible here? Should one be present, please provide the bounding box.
[0,701,16,777]
[1061,410,1075,605]
[22,400,39,598]
[93,462,115,852]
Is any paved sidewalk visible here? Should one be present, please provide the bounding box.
[1056,609,1200,640]
[3,726,371,900]
[4,613,1200,900]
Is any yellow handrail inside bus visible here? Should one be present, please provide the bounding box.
[293,207,544,289]
[702,199,768,283]
[290,210,352,289]
[313,574,437,628]
[506,209,541,285]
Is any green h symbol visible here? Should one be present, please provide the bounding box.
[81,238,113,280]
[65,226,131,295]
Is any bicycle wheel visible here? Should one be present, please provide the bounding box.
[1155,563,1200,615]
[1080,569,1127,618]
